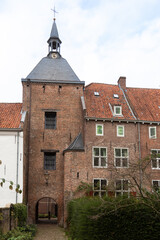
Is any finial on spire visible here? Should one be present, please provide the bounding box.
[51,6,58,21]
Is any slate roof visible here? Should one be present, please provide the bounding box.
[0,103,22,129]
[24,57,83,83]
[50,20,60,39]
[84,83,160,122]
[64,133,84,152]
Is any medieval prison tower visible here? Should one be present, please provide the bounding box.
[22,17,160,226]
[22,18,85,225]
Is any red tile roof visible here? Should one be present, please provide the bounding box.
[84,83,135,120]
[0,103,22,129]
[85,83,160,122]
[126,87,160,122]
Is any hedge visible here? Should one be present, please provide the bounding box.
[67,196,160,240]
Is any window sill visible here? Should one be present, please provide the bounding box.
[114,166,129,168]
[93,166,108,168]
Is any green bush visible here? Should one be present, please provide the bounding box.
[11,204,27,227]
[67,196,160,240]
[2,225,37,240]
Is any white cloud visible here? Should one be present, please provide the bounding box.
[0,0,160,102]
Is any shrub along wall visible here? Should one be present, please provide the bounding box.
[67,196,160,240]
[0,204,27,234]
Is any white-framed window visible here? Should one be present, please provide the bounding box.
[152,180,160,191]
[149,126,156,139]
[93,178,108,197]
[117,125,124,137]
[114,106,122,116]
[151,149,160,169]
[96,124,103,136]
[115,179,129,197]
[114,148,129,168]
[93,147,107,168]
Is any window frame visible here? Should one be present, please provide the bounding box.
[92,147,107,168]
[115,179,129,197]
[152,180,160,192]
[117,125,124,137]
[114,148,129,168]
[114,106,122,116]
[93,178,108,197]
[151,149,160,169]
[44,152,56,170]
[96,124,104,136]
[45,111,57,129]
[149,126,156,139]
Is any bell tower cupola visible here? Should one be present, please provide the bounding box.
[47,9,62,57]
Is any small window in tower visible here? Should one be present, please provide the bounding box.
[44,152,56,170]
[52,41,56,49]
[45,112,56,129]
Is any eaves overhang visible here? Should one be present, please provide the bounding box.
[63,149,85,154]
[21,78,85,85]
[84,117,160,125]
[0,128,23,132]
[47,37,62,44]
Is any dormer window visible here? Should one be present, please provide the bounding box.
[114,106,122,116]
[113,94,119,98]
[94,92,99,96]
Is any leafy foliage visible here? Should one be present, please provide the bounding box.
[67,195,160,240]
[11,204,27,227]
[1,225,37,240]
[75,181,92,194]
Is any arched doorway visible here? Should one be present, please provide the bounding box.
[36,197,58,224]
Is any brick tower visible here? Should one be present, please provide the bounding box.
[22,17,85,225]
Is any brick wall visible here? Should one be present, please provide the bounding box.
[22,82,84,225]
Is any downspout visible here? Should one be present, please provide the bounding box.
[16,132,20,203]
[138,122,142,194]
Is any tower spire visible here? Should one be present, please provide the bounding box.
[47,7,62,56]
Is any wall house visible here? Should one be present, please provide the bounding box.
[0,103,24,207]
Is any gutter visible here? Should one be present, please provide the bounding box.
[0,128,23,132]
[21,78,85,85]
[84,117,160,125]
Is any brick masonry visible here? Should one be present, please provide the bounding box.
[22,80,160,226]
[22,82,84,225]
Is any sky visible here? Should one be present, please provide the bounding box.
[0,0,160,102]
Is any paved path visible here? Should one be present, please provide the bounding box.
[34,224,68,240]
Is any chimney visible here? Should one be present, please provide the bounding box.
[118,76,126,90]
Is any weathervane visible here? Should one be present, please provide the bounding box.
[51,6,58,20]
